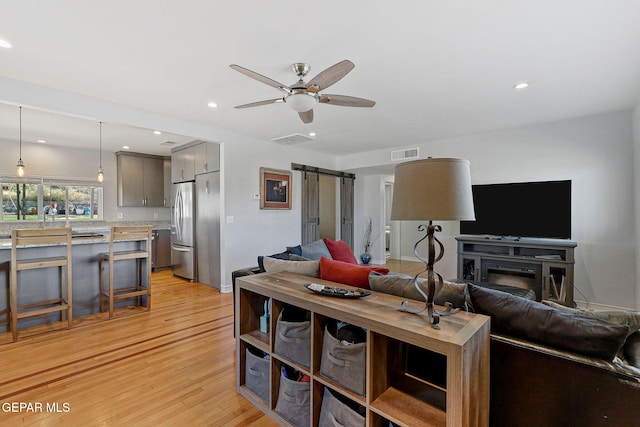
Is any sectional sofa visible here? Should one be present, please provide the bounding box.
[232,239,640,425]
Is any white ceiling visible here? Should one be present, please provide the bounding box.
[1,1,640,157]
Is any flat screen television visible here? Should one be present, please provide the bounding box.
[459,180,571,239]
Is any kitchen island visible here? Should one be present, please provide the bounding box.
[0,229,153,333]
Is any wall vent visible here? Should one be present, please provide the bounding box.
[271,133,315,145]
[390,147,419,161]
[160,140,178,146]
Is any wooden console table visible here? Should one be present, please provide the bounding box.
[235,272,490,427]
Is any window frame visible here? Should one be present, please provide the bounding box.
[1,177,103,222]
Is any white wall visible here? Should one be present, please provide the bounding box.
[0,140,171,223]
[222,138,336,289]
[633,102,640,310]
[345,111,637,309]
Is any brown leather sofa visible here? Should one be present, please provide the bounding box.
[490,333,640,426]
[232,267,640,425]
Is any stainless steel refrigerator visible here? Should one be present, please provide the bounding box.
[195,172,221,288]
[171,181,196,280]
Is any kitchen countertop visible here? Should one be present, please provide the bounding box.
[0,233,109,249]
[0,221,170,249]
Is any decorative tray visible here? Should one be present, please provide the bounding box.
[304,283,371,298]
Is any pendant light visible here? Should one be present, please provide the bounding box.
[16,106,26,177]
[97,121,104,183]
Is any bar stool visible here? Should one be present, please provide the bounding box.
[10,228,73,342]
[99,226,152,319]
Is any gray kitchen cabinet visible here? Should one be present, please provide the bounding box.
[171,146,196,183]
[195,172,220,288]
[194,142,220,175]
[172,141,220,182]
[152,229,172,270]
[163,158,172,207]
[117,152,167,207]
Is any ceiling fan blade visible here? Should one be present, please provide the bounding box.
[306,60,355,92]
[319,94,376,107]
[299,109,314,124]
[230,64,289,92]
[234,98,284,109]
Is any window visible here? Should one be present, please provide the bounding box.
[1,179,103,222]
[1,182,39,220]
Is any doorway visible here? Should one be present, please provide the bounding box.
[319,174,338,240]
[295,163,355,249]
[385,182,393,259]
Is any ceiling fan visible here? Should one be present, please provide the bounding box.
[229,60,375,124]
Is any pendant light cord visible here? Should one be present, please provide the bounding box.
[19,106,22,161]
[99,121,103,167]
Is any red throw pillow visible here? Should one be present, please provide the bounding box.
[319,257,389,289]
[323,238,358,264]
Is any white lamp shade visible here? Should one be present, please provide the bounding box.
[286,93,317,112]
[391,158,475,221]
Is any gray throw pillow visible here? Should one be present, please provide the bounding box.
[289,254,311,261]
[470,285,629,361]
[368,272,472,311]
[301,239,332,260]
[542,300,640,337]
[263,256,320,278]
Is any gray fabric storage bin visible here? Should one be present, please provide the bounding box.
[274,311,311,367]
[320,325,366,395]
[319,388,365,427]
[275,372,310,427]
[245,347,269,403]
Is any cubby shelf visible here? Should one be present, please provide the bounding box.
[236,272,490,427]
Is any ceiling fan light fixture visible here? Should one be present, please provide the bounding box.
[230,60,374,123]
[286,93,317,112]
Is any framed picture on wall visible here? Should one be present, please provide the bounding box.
[260,167,292,210]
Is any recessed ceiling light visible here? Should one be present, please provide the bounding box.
[308,132,316,137]
[513,82,529,90]
[122,145,130,150]
[0,39,12,49]
[207,102,218,108]
[37,139,46,144]
[153,130,162,135]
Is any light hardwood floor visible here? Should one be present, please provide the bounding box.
[0,260,422,426]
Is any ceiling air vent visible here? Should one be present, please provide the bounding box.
[390,147,419,161]
[271,133,315,145]
[160,140,178,146]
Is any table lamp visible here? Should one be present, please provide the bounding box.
[391,158,475,328]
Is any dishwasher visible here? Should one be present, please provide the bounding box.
[152,229,172,270]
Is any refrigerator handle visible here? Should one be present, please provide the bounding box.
[170,205,177,235]
[174,188,183,241]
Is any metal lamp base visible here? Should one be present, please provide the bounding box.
[398,221,460,329]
